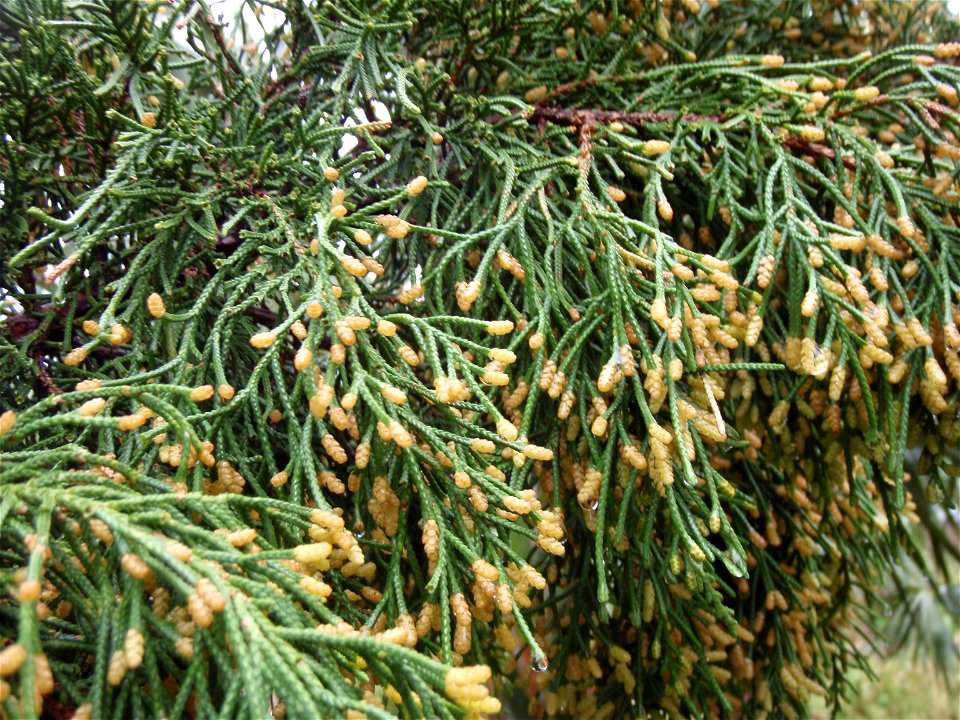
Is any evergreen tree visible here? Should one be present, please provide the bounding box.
[1,1,959,718]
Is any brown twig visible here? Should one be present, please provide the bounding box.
[527,105,719,128]
[829,94,891,121]
[30,351,63,396]
[71,108,99,177]
[199,13,244,78]
[578,118,595,176]
[784,136,856,170]
[830,94,953,124]
[244,306,278,327]
[46,96,72,177]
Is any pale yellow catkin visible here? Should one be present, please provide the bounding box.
[190,385,214,402]
[487,320,515,336]
[250,332,276,348]
[407,175,428,196]
[0,410,16,436]
[147,292,166,318]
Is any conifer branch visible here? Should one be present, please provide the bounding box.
[1,2,959,719]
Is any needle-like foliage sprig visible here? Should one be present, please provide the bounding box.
[1,1,959,718]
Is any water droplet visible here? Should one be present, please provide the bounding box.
[720,551,745,578]
[530,654,548,673]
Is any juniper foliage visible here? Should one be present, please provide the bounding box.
[1,1,959,718]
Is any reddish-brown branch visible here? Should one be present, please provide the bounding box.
[528,104,858,172]
[71,108,99,177]
[30,351,63,396]
[577,119,595,175]
[527,105,719,128]
[829,94,891,121]
[198,13,244,78]
[244,306,278,327]
[784,136,856,170]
